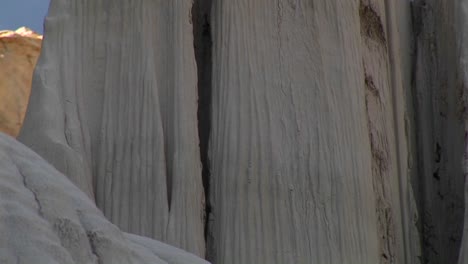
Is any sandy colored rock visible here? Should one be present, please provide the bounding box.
[0,27,41,137]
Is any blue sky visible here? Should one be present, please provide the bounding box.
[0,0,50,33]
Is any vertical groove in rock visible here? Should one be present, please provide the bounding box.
[358,2,417,263]
[409,0,425,255]
[359,2,396,262]
[384,1,422,263]
[192,0,214,260]
[409,3,431,262]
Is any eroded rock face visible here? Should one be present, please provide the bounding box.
[13,0,468,263]
[18,0,205,256]
[206,1,420,263]
[17,0,420,263]
[0,27,41,137]
[0,132,209,264]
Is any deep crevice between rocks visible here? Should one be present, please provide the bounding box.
[192,0,213,260]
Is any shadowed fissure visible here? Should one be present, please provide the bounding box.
[192,0,214,260]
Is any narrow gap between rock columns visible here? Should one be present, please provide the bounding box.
[192,0,214,260]
[409,2,428,262]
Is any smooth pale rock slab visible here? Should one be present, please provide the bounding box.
[0,132,209,264]
[0,27,41,137]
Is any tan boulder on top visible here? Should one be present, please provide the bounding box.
[0,27,41,137]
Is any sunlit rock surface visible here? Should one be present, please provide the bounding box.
[0,27,41,137]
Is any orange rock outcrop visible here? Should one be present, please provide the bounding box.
[0,27,41,136]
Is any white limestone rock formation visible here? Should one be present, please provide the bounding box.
[18,0,205,256]
[18,0,468,263]
[0,132,209,264]
[17,0,424,263]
